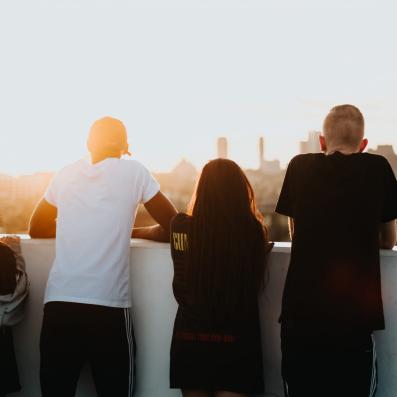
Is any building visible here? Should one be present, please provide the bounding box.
[150,159,198,216]
[300,131,321,154]
[170,158,197,180]
[258,136,281,175]
[259,136,265,168]
[0,172,53,233]
[217,137,228,159]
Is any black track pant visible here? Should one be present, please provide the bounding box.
[40,302,136,397]
[281,331,377,397]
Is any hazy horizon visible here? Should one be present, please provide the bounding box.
[1,0,397,175]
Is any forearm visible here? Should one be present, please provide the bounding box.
[132,225,170,242]
[379,237,396,250]
[29,222,56,238]
[28,199,57,238]
[379,220,396,250]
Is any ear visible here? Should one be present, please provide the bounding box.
[359,138,368,153]
[123,143,132,156]
[319,135,327,152]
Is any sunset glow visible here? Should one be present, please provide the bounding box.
[1,0,397,175]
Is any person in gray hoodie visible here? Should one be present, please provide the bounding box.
[0,236,29,396]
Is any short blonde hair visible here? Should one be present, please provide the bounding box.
[323,105,365,149]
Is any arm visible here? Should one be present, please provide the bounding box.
[288,217,294,240]
[29,199,57,238]
[379,220,396,250]
[132,192,178,242]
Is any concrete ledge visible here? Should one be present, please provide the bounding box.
[6,239,397,396]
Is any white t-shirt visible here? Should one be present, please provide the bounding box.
[44,157,160,308]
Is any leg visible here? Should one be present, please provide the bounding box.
[281,348,311,397]
[282,333,376,397]
[182,391,213,397]
[336,335,377,397]
[281,326,336,397]
[40,302,85,397]
[90,307,136,397]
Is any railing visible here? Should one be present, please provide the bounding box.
[8,240,397,397]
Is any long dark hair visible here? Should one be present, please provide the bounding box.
[187,158,269,322]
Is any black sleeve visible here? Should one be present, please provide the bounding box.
[170,213,184,260]
[380,157,397,222]
[170,213,190,305]
[275,156,299,218]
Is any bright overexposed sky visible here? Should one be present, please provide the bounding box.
[1,0,397,174]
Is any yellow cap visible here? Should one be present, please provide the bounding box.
[88,117,131,156]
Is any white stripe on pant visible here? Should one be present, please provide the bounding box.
[124,308,135,396]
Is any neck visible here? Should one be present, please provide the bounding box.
[90,153,121,164]
[325,146,359,156]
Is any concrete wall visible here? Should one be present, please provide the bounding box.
[8,240,397,397]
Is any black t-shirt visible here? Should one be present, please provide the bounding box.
[276,152,397,333]
[170,216,264,394]
[170,213,260,331]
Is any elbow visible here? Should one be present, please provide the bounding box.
[379,234,396,250]
[28,226,43,239]
[28,222,55,239]
[28,222,40,238]
[380,240,396,250]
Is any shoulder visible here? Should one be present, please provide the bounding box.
[51,160,85,181]
[61,159,84,173]
[358,152,381,160]
[291,153,322,164]
[121,158,147,169]
[171,213,192,230]
[119,159,154,176]
[287,153,323,171]
[359,152,393,171]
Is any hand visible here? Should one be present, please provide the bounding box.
[265,241,274,254]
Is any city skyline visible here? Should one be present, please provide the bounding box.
[1,133,396,176]
[2,133,396,178]
[1,135,396,237]
[2,1,397,175]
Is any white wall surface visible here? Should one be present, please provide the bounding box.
[8,240,397,397]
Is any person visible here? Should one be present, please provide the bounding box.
[169,158,271,397]
[0,236,29,397]
[276,104,397,397]
[29,116,177,397]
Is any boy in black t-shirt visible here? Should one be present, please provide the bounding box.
[276,104,397,397]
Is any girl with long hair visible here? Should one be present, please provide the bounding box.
[170,158,271,397]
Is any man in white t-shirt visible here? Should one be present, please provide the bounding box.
[29,116,177,397]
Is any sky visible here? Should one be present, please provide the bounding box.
[1,0,397,175]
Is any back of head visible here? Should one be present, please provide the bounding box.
[323,105,365,151]
[87,117,130,157]
[191,158,258,224]
[188,159,268,320]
